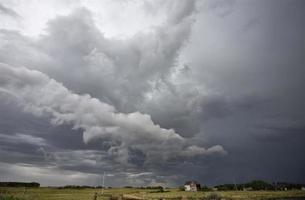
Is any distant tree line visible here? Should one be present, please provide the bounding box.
[57,185,113,189]
[57,185,166,190]
[0,182,40,187]
[214,180,305,191]
[58,185,94,189]
[124,186,164,190]
[272,182,305,190]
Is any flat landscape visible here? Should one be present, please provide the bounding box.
[1,187,305,200]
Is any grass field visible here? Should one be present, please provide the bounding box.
[1,187,305,200]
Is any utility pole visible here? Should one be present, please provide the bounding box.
[233,179,238,191]
[101,172,105,195]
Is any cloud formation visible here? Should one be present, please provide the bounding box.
[0,0,304,186]
[0,63,226,165]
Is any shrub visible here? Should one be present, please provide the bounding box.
[206,192,221,200]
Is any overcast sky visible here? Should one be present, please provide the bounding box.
[0,0,304,187]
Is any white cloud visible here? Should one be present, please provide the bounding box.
[0,161,99,186]
[181,145,227,157]
[0,133,46,146]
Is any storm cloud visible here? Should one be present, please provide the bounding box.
[0,0,304,186]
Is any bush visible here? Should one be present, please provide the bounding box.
[179,186,185,191]
[0,182,39,188]
[200,186,211,191]
[206,192,221,200]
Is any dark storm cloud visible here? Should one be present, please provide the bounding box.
[0,0,304,186]
[179,0,305,184]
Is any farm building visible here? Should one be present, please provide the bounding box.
[184,181,201,191]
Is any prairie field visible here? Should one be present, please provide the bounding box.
[1,187,305,200]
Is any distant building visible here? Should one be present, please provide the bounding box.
[243,187,253,191]
[184,181,201,191]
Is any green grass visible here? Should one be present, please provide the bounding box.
[1,187,305,200]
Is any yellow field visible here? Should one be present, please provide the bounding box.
[1,187,305,200]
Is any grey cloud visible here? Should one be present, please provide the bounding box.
[0,162,99,186]
[0,2,201,140]
[166,0,197,24]
[204,0,236,18]
[0,4,20,18]
[180,145,227,157]
[0,133,46,146]
[175,0,305,184]
[0,63,225,166]
[9,5,193,112]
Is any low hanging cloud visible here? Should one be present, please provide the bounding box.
[0,63,226,165]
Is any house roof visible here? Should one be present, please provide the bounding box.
[185,181,200,185]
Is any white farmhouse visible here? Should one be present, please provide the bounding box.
[184,181,201,192]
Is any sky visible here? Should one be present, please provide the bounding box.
[0,0,304,187]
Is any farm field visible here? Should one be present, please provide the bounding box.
[1,187,305,200]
